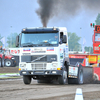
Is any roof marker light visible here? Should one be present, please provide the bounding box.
[53,28,56,30]
[23,29,26,31]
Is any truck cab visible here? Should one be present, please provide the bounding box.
[16,27,83,85]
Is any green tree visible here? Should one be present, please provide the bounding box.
[7,33,18,48]
[95,13,100,25]
[85,46,93,53]
[68,32,81,51]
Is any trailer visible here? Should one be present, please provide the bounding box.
[68,25,100,83]
[69,53,100,82]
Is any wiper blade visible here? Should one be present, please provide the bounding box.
[21,43,37,47]
[38,44,43,46]
[45,43,53,46]
[38,42,53,46]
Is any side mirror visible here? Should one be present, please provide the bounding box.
[16,35,19,47]
[62,35,67,43]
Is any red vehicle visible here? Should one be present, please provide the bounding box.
[93,25,100,54]
[69,25,100,82]
[0,47,16,67]
[69,54,89,67]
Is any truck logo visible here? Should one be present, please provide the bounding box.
[32,55,46,62]
[51,58,56,60]
[31,48,46,53]
[47,48,54,51]
[23,49,31,52]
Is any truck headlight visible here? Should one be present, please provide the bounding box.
[52,63,57,67]
[11,57,15,59]
[20,64,26,67]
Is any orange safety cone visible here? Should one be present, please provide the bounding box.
[75,88,83,100]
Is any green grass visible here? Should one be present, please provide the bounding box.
[0,73,21,79]
[0,73,19,75]
[0,76,22,79]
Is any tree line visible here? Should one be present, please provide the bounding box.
[0,33,18,48]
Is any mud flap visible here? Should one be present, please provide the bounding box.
[68,64,83,84]
[83,67,93,83]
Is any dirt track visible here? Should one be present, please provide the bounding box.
[0,67,100,100]
[0,79,100,100]
[0,67,19,73]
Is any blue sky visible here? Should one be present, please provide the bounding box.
[0,0,98,47]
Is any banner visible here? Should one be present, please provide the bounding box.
[82,38,86,53]
[1,37,5,48]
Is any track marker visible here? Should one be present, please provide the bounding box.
[75,88,83,100]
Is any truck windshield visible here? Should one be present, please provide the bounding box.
[21,33,59,47]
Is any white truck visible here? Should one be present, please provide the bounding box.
[16,27,83,85]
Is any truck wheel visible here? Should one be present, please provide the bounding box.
[0,57,4,67]
[2,58,4,67]
[58,66,67,85]
[0,58,1,67]
[4,59,13,67]
[23,75,32,84]
[77,65,83,84]
[68,64,83,84]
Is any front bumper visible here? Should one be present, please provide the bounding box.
[19,70,63,76]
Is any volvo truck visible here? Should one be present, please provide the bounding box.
[16,27,83,85]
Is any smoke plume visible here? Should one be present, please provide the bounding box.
[36,0,100,27]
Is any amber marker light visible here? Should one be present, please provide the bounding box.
[19,68,21,71]
[57,68,61,70]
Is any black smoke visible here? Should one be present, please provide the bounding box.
[36,0,57,27]
[36,0,100,27]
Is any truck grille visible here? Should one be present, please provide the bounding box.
[21,55,57,62]
[31,63,46,70]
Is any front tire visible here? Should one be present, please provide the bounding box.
[0,57,4,67]
[2,58,4,67]
[0,58,2,67]
[23,75,32,85]
[4,59,13,67]
[58,66,67,85]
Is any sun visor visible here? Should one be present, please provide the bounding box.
[22,28,59,33]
